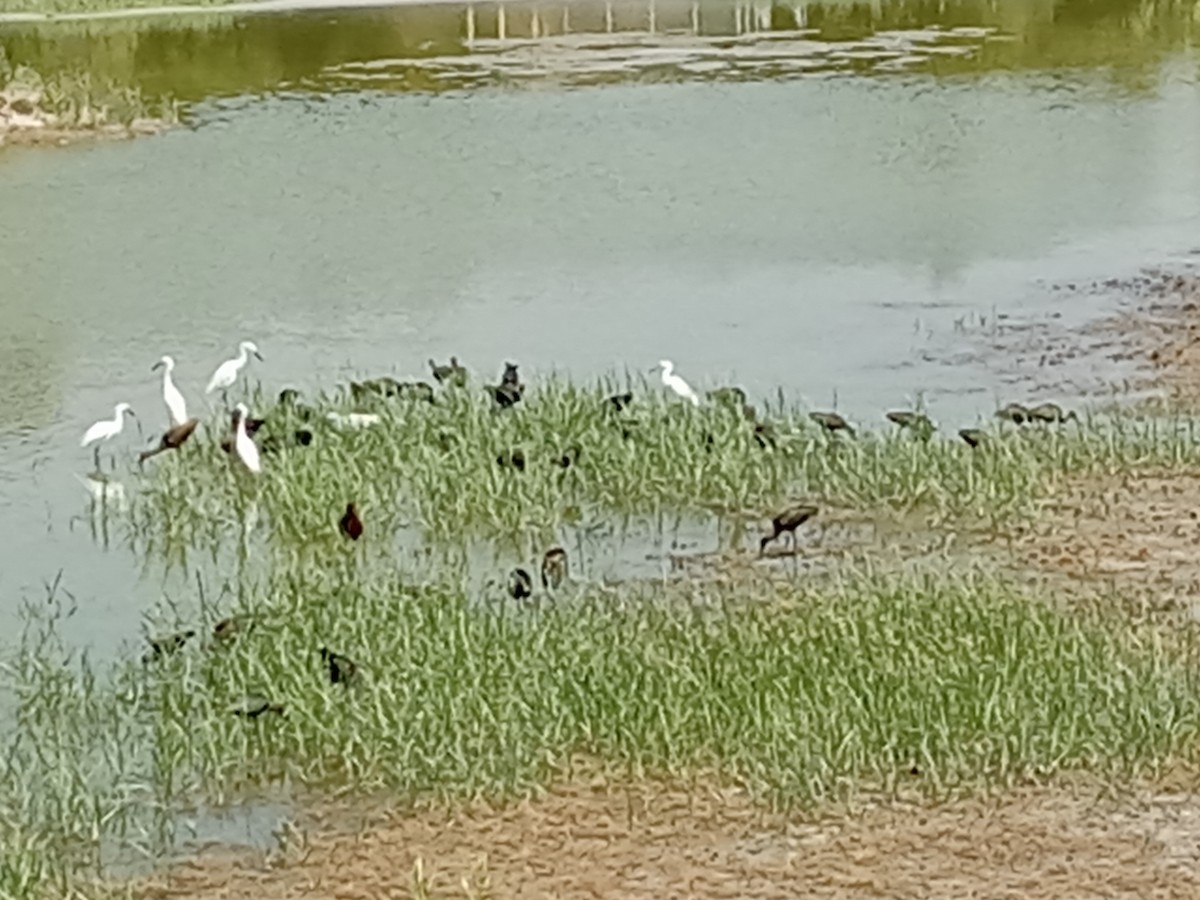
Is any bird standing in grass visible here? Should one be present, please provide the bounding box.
[319,647,357,685]
[652,360,700,407]
[139,418,199,465]
[151,355,189,427]
[1028,402,1078,424]
[959,428,987,448]
[760,504,819,555]
[541,547,569,591]
[81,403,136,468]
[231,403,262,474]
[508,567,534,600]
[339,502,363,541]
[809,411,854,435]
[995,403,1031,425]
[206,340,263,398]
[230,694,285,718]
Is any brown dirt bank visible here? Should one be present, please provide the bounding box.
[138,779,1200,899]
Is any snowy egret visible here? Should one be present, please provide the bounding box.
[205,341,263,397]
[319,647,357,685]
[760,504,819,556]
[651,360,700,407]
[81,403,136,467]
[339,502,363,541]
[541,547,568,590]
[139,418,200,465]
[151,356,189,427]
[232,403,262,474]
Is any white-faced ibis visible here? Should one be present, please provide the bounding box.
[707,386,747,407]
[995,403,1031,425]
[319,647,357,685]
[607,392,633,412]
[809,412,854,435]
[490,383,522,409]
[230,694,285,718]
[959,428,986,448]
[206,341,263,396]
[541,547,568,590]
[151,355,189,427]
[143,629,196,663]
[1028,402,1078,424]
[501,361,522,389]
[139,417,199,465]
[886,410,932,430]
[213,616,250,644]
[429,356,466,385]
[232,403,262,474]
[497,448,526,471]
[339,502,363,540]
[753,421,777,449]
[81,403,136,467]
[760,504,819,555]
[508,567,533,600]
[651,360,700,407]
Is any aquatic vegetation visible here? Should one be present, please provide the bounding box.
[0,50,180,140]
[126,377,1200,561]
[2,567,1199,895]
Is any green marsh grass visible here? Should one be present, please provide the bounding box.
[126,378,1200,560]
[4,566,1200,895]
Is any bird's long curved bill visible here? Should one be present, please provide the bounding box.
[253,352,264,361]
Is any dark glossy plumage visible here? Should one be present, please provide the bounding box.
[139,417,199,464]
[143,629,196,663]
[230,694,285,718]
[809,412,855,435]
[339,502,363,541]
[707,386,747,407]
[959,428,987,448]
[760,504,819,554]
[319,647,357,685]
[995,403,1031,425]
[1028,402,1078,424]
[508,567,534,600]
[541,547,569,590]
[607,392,633,412]
[490,383,523,409]
[497,448,526,472]
[556,444,581,469]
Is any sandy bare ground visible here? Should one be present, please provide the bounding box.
[135,778,1200,899]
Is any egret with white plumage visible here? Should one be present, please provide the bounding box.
[651,359,700,407]
[206,341,263,399]
[232,403,262,474]
[81,403,136,467]
[151,355,189,427]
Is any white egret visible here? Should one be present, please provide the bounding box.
[651,360,700,407]
[81,403,136,467]
[232,403,262,474]
[206,341,263,397]
[151,355,189,427]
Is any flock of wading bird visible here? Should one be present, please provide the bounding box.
[83,346,1080,708]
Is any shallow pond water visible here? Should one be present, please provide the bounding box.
[1,0,1199,660]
